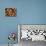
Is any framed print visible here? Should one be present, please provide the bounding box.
[18,24,46,41]
[5,8,16,17]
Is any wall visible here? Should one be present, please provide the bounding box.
[0,0,46,44]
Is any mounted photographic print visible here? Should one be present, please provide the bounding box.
[5,8,16,16]
[18,24,46,41]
